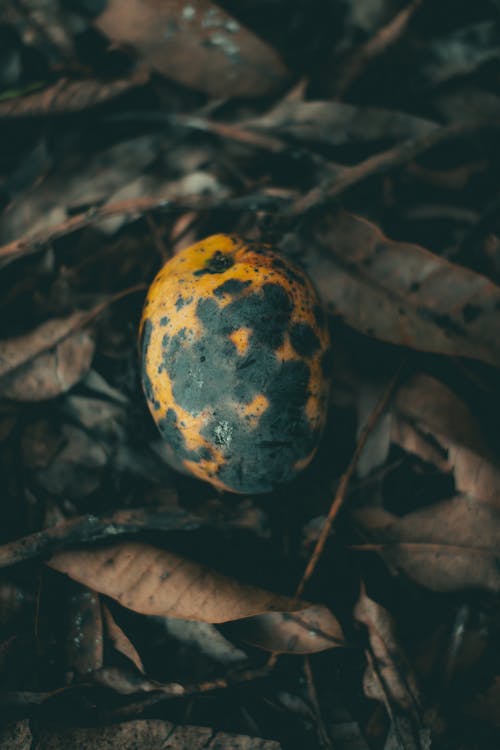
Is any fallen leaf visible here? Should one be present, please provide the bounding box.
[35,719,282,749]
[35,424,108,498]
[0,720,32,750]
[393,374,500,504]
[304,211,500,369]
[225,606,345,653]
[162,618,247,665]
[354,586,429,750]
[103,604,145,673]
[95,0,289,98]
[422,22,500,85]
[247,100,437,147]
[0,311,96,401]
[47,542,344,640]
[355,497,500,592]
[0,74,148,118]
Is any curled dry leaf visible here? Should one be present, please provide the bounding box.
[354,587,429,750]
[102,604,145,673]
[304,211,500,369]
[95,0,289,98]
[47,542,344,645]
[225,605,345,654]
[0,311,95,401]
[393,374,500,504]
[355,497,500,592]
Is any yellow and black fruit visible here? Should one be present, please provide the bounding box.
[139,234,331,494]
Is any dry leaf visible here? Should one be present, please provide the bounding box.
[304,211,500,369]
[102,604,145,673]
[95,0,289,98]
[225,606,345,653]
[0,720,32,750]
[247,100,437,146]
[48,542,345,645]
[0,311,95,401]
[354,587,429,750]
[355,497,500,592]
[393,375,500,504]
[0,74,148,118]
[35,719,282,749]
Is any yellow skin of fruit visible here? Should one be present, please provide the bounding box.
[139,234,331,494]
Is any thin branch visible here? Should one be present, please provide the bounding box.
[295,365,403,599]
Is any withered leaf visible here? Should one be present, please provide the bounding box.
[393,375,500,504]
[355,497,500,592]
[354,587,429,750]
[36,719,282,749]
[225,605,345,653]
[95,0,289,98]
[0,720,32,750]
[247,100,437,146]
[305,211,500,369]
[65,588,103,677]
[48,542,343,635]
[102,604,145,673]
[0,74,148,118]
[0,311,95,401]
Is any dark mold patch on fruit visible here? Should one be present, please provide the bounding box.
[158,408,211,463]
[193,251,235,276]
[175,296,193,310]
[140,319,160,410]
[213,279,252,298]
[270,256,307,286]
[290,322,320,357]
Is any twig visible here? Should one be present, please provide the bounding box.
[333,0,423,99]
[304,657,333,750]
[0,193,287,268]
[99,664,273,721]
[0,508,213,569]
[295,366,403,599]
[291,121,499,216]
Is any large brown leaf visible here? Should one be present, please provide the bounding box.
[303,211,500,369]
[48,542,345,644]
[95,0,289,98]
[0,312,95,401]
[355,497,500,592]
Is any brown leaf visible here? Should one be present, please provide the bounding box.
[0,74,148,118]
[95,0,289,98]
[48,541,336,624]
[304,211,500,369]
[355,497,500,592]
[393,375,500,504]
[35,720,282,749]
[0,720,32,750]
[247,100,437,146]
[225,605,345,653]
[354,587,429,750]
[103,604,145,673]
[0,311,95,401]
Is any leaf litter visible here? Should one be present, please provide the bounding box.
[1,0,500,748]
